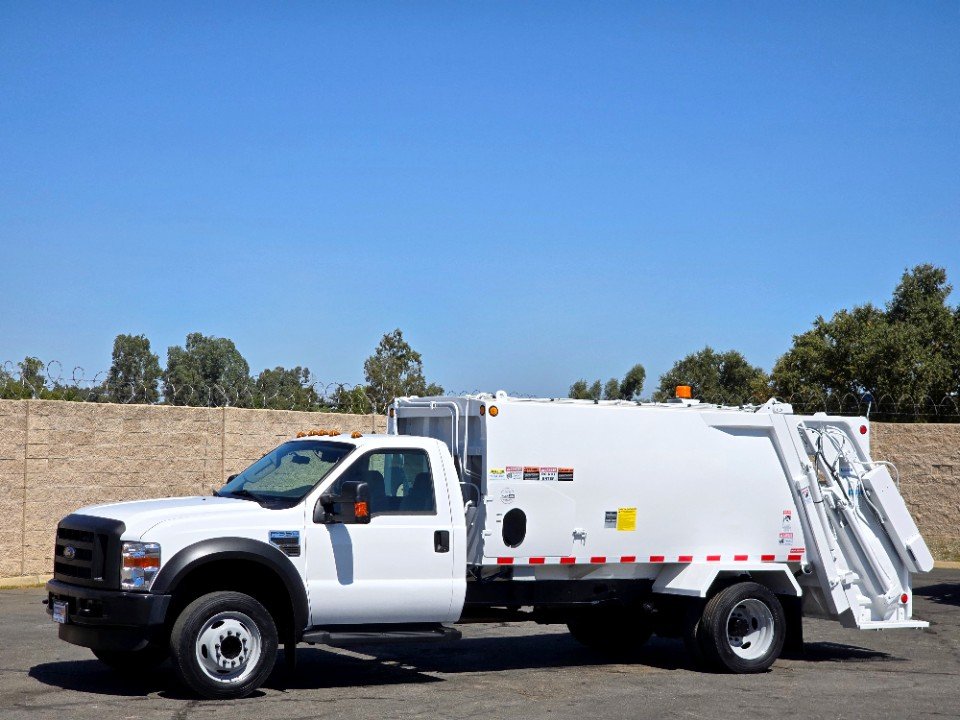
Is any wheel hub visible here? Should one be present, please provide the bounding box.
[725,598,775,661]
[195,611,262,683]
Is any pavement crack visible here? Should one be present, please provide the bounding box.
[171,699,199,720]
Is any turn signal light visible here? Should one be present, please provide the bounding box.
[354,501,369,518]
[676,385,692,399]
[488,405,499,417]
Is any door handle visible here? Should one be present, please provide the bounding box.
[434,530,450,553]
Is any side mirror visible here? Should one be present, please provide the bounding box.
[314,480,371,525]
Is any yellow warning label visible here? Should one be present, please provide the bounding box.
[616,507,637,531]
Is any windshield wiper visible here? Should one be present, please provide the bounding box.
[217,488,262,502]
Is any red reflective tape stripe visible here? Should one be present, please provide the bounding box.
[560,556,576,565]
[788,554,802,562]
[706,555,721,562]
[649,555,665,563]
[734,555,748,561]
[678,555,693,563]
[590,556,606,564]
[620,555,636,563]
[497,557,514,565]
[528,557,545,564]
[761,554,776,562]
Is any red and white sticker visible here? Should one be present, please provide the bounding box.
[539,467,558,482]
[505,466,523,482]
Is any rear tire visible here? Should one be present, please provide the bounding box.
[170,591,278,699]
[567,607,652,655]
[695,581,786,673]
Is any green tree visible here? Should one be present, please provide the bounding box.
[571,363,646,402]
[603,378,620,400]
[252,366,320,411]
[18,356,47,396]
[569,379,602,400]
[0,357,44,399]
[771,264,959,412]
[618,363,646,401]
[106,334,162,404]
[333,384,374,414]
[363,329,443,413]
[163,333,252,406]
[655,347,769,404]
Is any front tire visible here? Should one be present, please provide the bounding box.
[170,591,278,699]
[695,581,786,673]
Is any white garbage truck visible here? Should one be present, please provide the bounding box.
[46,391,933,698]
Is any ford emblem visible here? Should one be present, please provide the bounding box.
[63,546,76,560]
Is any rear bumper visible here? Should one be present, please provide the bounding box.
[46,579,171,652]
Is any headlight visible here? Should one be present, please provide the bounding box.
[120,542,161,591]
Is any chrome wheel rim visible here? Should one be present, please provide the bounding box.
[194,611,262,684]
[725,598,775,660]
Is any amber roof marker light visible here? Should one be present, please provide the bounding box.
[675,385,692,399]
[488,405,499,417]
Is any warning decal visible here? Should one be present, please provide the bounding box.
[604,511,617,529]
[523,467,540,482]
[778,532,794,545]
[539,467,558,482]
[616,507,637,531]
[558,467,574,481]
[489,468,505,481]
[505,466,523,482]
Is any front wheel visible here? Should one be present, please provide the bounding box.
[170,591,278,699]
[694,581,786,673]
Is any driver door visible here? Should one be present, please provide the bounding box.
[303,445,458,626]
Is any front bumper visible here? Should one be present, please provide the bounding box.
[46,579,172,652]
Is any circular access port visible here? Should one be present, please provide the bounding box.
[502,508,527,548]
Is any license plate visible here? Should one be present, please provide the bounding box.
[52,601,68,624]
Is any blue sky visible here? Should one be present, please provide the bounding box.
[1,2,958,396]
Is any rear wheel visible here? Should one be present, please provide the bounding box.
[567,607,652,655]
[694,582,785,673]
[170,591,278,699]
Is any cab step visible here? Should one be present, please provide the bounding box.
[301,623,462,647]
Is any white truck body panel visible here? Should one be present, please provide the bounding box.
[392,393,932,631]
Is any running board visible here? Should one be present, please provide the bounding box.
[301,623,462,647]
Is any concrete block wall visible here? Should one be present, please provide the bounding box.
[872,423,960,562]
[0,401,27,579]
[1,400,385,582]
[0,400,957,584]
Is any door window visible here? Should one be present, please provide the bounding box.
[334,449,436,516]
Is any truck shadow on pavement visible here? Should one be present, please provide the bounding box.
[913,582,960,607]
[28,633,898,698]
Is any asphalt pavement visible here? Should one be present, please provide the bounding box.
[2,570,958,719]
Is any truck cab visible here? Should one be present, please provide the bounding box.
[47,431,466,699]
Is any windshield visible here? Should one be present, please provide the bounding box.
[217,440,353,506]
